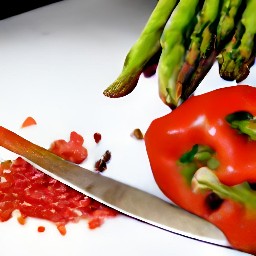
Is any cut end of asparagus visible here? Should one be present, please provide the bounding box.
[103,73,140,98]
[158,77,183,109]
[217,52,255,83]
[236,53,256,83]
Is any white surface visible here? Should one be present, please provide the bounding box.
[0,0,254,255]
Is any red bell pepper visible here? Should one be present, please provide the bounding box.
[144,85,256,254]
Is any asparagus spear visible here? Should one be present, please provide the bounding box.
[158,0,200,108]
[176,0,221,102]
[216,0,243,48]
[103,0,178,98]
[217,21,244,80]
[217,0,256,82]
[236,39,255,82]
[181,41,217,100]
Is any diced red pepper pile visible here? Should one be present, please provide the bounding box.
[0,131,117,235]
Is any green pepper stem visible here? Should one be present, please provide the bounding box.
[231,119,256,140]
[226,111,256,140]
[192,167,256,210]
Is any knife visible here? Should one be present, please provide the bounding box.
[0,126,229,248]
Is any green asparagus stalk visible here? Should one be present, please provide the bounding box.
[176,0,221,102]
[217,0,256,82]
[217,21,244,80]
[216,0,243,48]
[181,41,217,100]
[103,0,178,98]
[158,0,200,108]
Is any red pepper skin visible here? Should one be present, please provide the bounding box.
[144,85,256,254]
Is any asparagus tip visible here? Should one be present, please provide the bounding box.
[103,74,140,98]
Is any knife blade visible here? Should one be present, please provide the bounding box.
[0,126,229,248]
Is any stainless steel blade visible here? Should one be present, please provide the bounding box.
[29,159,230,247]
[0,127,229,248]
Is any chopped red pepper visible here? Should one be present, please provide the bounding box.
[144,85,256,254]
[57,225,66,236]
[93,132,102,144]
[17,215,26,225]
[49,131,88,164]
[37,226,45,233]
[21,116,37,128]
[88,217,103,229]
[0,157,117,232]
[0,129,118,234]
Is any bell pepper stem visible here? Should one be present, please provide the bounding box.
[231,120,256,140]
[192,167,256,210]
[226,111,256,140]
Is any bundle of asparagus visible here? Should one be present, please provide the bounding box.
[103,0,256,109]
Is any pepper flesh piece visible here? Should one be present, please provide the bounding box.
[144,85,256,254]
